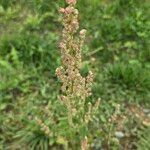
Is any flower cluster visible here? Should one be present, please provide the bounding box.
[56,0,100,136]
[56,0,100,128]
[109,104,121,123]
[35,0,100,149]
[35,117,51,136]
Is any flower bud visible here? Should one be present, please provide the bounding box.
[59,8,65,13]
[59,42,66,49]
[74,9,79,15]
[66,0,76,5]
[80,29,87,36]
[65,7,74,14]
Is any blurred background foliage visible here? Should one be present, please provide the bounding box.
[0,0,150,149]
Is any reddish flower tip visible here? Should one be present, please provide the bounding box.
[59,7,65,13]
[66,0,76,5]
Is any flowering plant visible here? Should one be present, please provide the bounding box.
[35,0,100,149]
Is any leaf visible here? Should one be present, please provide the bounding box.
[100,115,107,123]
[0,103,7,110]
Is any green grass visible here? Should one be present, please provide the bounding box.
[0,0,150,149]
